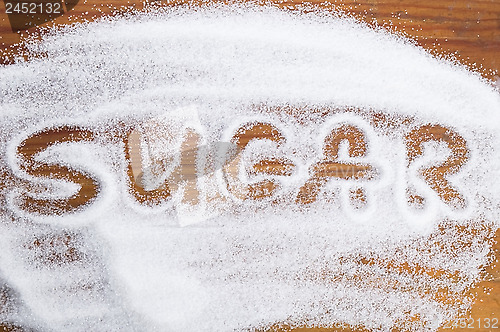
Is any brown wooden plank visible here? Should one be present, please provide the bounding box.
[1,0,500,80]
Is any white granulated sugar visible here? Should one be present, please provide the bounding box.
[0,4,499,332]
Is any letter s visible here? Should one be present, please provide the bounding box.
[15,126,100,215]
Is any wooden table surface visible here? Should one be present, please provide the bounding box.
[1,0,500,82]
[1,1,499,331]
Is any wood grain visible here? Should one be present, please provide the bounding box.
[1,0,500,81]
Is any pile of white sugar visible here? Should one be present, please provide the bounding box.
[0,4,500,331]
